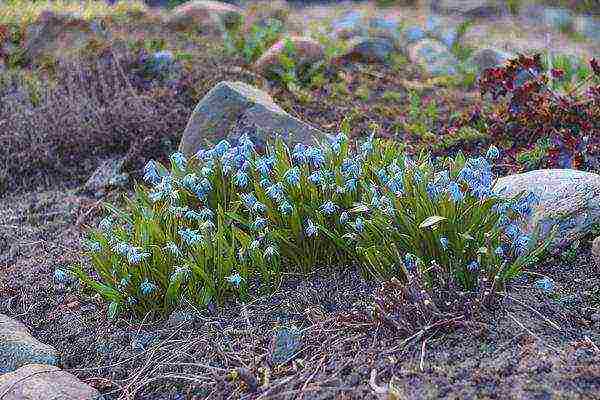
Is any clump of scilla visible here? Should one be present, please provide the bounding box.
[74,132,550,318]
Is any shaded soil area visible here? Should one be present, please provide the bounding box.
[1,189,600,399]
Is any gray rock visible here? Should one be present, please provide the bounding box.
[0,314,60,374]
[0,364,100,400]
[83,156,128,194]
[575,15,600,41]
[431,0,493,15]
[494,169,600,248]
[424,16,459,48]
[178,81,326,155]
[542,7,574,31]
[468,48,513,72]
[408,38,459,76]
[167,308,198,326]
[331,10,366,39]
[339,37,397,64]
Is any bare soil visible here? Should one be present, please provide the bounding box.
[1,188,599,399]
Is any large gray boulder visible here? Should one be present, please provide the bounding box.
[0,314,59,373]
[178,81,326,155]
[494,169,600,248]
[0,364,100,400]
[408,39,458,76]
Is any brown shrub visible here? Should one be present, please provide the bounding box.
[0,46,261,196]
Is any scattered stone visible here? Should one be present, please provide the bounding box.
[368,16,402,40]
[424,16,459,48]
[82,156,128,195]
[269,325,302,365]
[337,37,397,64]
[331,10,367,39]
[0,364,100,400]
[167,308,198,327]
[22,10,102,62]
[242,0,289,33]
[431,0,492,15]
[462,4,504,19]
[166,0,243,33]
[542,7,574,31]
[254,36,325,75]
[0,314,60,374]
[575,15,600,42]
[407,38,458,76]
[131,331,157,352]
[178,81,326,155]
[591,312,600,323]
[468,48,513,72]
[494,169,600,248]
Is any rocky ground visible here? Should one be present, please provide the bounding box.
[1,188,600,399]
[1,0,600,399]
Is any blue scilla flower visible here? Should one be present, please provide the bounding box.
[170,152,187,171]
[404,253,417,271]
[255,155,274,176]
[165,242,183,257]
[342,159,360,178]
[387,177,403,195]
[98,216,113,232]
[234,170,249,188]
[307,147,325,167]
[504,223,520,240]
[182,173,198,190]
[309,170,323,185]
[305,218,318,237]
[279,200,293,216]
[260,177,272,188]
[360,133,374,154]
[127,247,150,264]
[112,241,131,257]
[426,182,441,200]
[494,245,505,258]
[143,160,161,185]
[252,216,268,231]
[434,170,450,187]
[179,228,202,246]
[447,182,463,203]
[266,182,285,202]
[252,201,267,214]
[120,275,131,287]
[292,143,309,164]
[467,260,479,272]
[345,178,357,193]
[213,140,230,157]
[241,193,257,209]
[226,273,243,287]
[140,278,157,296]
[284,167,301,186]
[514,234,530,255]
[185,210,204,222]
[440,237,449,250]
[340,211,349,224]
[170,266,191,283]
[54,268,71,283]
[486,145,500,160]
[376,168,389,184]
[354,217,364,232]
[320,201,339,215]
[264,245,279,259]
[84,240,102,252]
[535,277,554,293]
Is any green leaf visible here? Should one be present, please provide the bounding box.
[419,216,447,229]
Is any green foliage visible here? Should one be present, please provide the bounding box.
[75,134,549,318]
[223,17,284,64]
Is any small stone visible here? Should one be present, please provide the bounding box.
[0,314,60,374]
[254,36,325,75]
[468,48,514,73]
[331,10,366,39]
[83,156,127,194]
[591,312,600,323]
[166,0,243,33]
[337,37,397,64]
[0,364,100,400]
[408,38,459,76]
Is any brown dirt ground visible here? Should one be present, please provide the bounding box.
[1,188,599,400]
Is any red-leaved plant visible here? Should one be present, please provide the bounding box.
[465,54,599,172]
